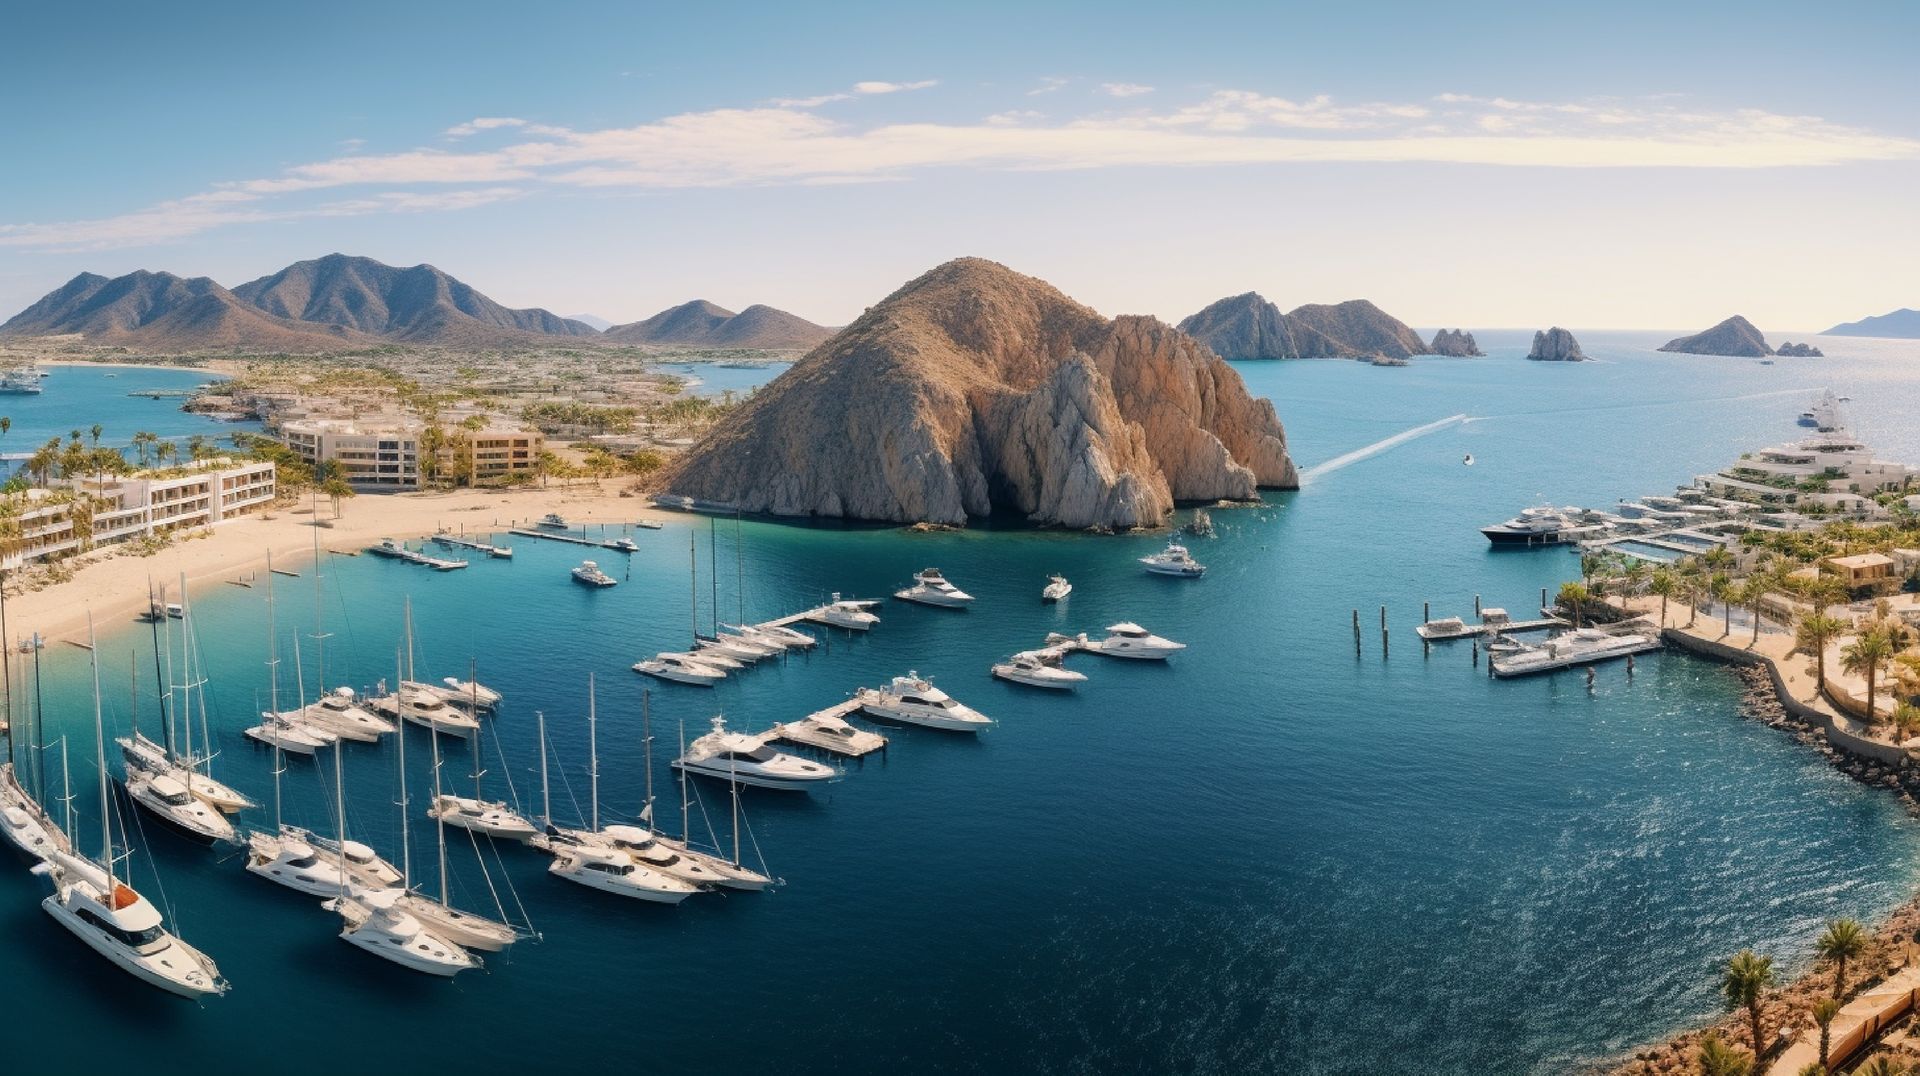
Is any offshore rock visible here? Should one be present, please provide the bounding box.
[1526,327,1587,361]
[1428,328,1483,356]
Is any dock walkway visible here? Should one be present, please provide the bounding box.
[768,699,888,757]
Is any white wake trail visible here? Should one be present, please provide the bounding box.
[1299,413,1469,483]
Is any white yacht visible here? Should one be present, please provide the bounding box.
[244,830,356,898]
[440,677,503,709]
[634,652,727,686]
[714,629,782,657]
[43,850,228,998]
[304,830,405,889]
[394,894,522,952]
[290,688,395,741]
[572,560,618,587]
[687,643,748,670]
[817,595,880,630]
[243,713,336,756]
[991,651,1088,690]
[1140,542,1206,577]
[894,568,975,608]
[1490,627,1661,678]
[328,888,479,977]
[0,760,72,862]
[1093,622,1186,660]
[858,674,994,731]
[384,683,481,737]
[428,794,539,842]
[740,623,816,650]
[544,843,701,904]
[118,731,257,814]
[1042,574,1072,602]
[603,536,640,553]
[126,771,237,843]
[673,716,840,789]
[536,512,571,531]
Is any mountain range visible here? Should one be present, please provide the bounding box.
[1822,308,1920,339]
[603,300,834,350]
[1175,293,1430,360]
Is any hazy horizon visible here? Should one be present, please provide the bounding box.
[2,0,1915,333]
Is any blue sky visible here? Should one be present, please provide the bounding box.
[2,0,1915,331]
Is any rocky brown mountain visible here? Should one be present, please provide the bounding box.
[1526,327,1586,361]
[1428,329,1483,356]
[1176,292,1426,359]
[604,300,834,350]
[1822,308,1920,339]
[233,253,597,346]
[1657,315,1773,357]
[665,258,1297,529]
[0,269,370,351]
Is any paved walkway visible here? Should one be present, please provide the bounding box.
[1767,965,1920,1074]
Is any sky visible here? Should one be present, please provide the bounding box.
[1,0,1916,332]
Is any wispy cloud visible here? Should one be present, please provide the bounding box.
[771,79,939,107]
[1100,82,1154,98]
[1028,76,1070,96]
[9,89,1917,252]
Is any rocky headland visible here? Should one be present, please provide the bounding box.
[663,258,1298,529]
[1176,292,1427,360]
[1657,315,1774,357]
[1526,327,1586,361]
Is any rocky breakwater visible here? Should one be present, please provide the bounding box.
[1427,328,1483,356]
[662,258,1298,529]
[1526,326,1586,361]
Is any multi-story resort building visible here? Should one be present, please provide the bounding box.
[0,457,277,570]
[278,417,543,489]
[1697,428,1915,513]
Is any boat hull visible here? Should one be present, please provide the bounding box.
[42,897,224,998]
[672,760,835,790]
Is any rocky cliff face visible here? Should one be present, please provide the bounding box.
[1526,327,1586,361]
[1657,315,1773,357]
[1428,328,1483,356]
[665,258,1297,528]
[1176,293,1426,359]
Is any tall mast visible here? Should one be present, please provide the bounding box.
[332,700,347,905]
[736,509,745,626]
[536,711,550,828]
[688,530,698,647]
[58,736,72,840]
[32,632,45,804]
[729,742,741,867]
[310,508,329,703]
[146,579,166,747]
[641,689,653,830]
[430,718,447,904]
[468,659,482,803]
[587,674,599,833]
[394,643,410,890]
[292,635,308,839]
[403,599,415,684]
[1,560,12,768]
[267,552,282,831]
[678,718,690,844]
[709,516,719,637]
[159,584,176,761]
[87,616,109,875]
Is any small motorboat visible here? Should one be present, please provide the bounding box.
[893,568,974,608]
[428,795,539,842]
[634,653,727,686]
[536,513,571,531]
[126,772,237,843]
[603,536,640,553]
[571,560,618,587]
[244,713,336,756]
[858,674,994,732]
[991,651,1087,690]
[1092,622,1186,660]
[739,623,816,650]
[439,678,502,709]
[544,842,702,903]
[817,595,880,630]
[673,716,840,790]
[1042,574,1072,602]
[1140,542,1206,578]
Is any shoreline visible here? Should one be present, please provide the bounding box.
[4,483,677,646]
[39,358,233,376]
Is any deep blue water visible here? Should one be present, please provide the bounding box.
[5,332,1920,1073]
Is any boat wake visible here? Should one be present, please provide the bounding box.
[1299,414,1469,483]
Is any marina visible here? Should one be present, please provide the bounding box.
[365,538,468,571]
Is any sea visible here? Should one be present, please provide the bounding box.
[4,333,1920,1074]
[0,364,256,476]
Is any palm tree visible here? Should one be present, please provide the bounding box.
[1711,573,1737,636]
[1704,546,1736,572]
[89,423,102,446]
[320,477,354,519]
[1740,576,1772,645]
[1793,1064,1825,1076]
[1841,629,1896,721]
[1557,581,1591,629]
[131,431,157,467]
[1817,918,1868,998]
[1812,995,1841,1073]
[155,441,177,467]
[0,416,11,440]
[1651,567,1678,626]
[1696,1032,1753,1076]
[1894,703,1920,743]
[1797,614,1847,693]
[1722,949,1775,1058]
[1856,1057,1909,1076]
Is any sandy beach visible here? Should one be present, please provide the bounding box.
[4,483,676,645]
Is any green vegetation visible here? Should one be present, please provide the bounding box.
[1721,950,1775,1058]
[522,401,639,435]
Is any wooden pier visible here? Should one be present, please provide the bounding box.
[1415,616,1565,641]
[767,699,889,757]
[432,532,513,558]
[366,541,468,571]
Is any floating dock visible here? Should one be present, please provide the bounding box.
[432,533,512,558]
[366,541,468,571]
[768,700,888,757]
[509,527,601,547]
[761,599,884,631]
[1415,616,1565,641]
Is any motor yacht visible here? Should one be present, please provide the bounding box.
[533,822,727,889]
[383,683,481,736]
[243,713,336,756]
[394,893,522,952]
[634,652,728,686]
[303,829,405,889]
[858,674,994,731]
[42,850,228,998]
[545,842,702,903]
[673,716,841,789]
[288,687,395,742]
[126,772,237,843]
[1490,628,1661,678]
[428,794,539,842]
[329,888,479,977]
[687,642,749,670]
[603,536,641,553]
[893,568,975,608]
[244,830,356,898]
[572,560,618,587]
[735,623,815,650]
[991,651,1088,690]
[1093,622,1186,660]
[1042,575,1072,602]
[118,731,257,813]
[439,677,503,709]
[536,512,571,531]
[772,711,889,756]
[1140,542,1206,577]
[0,761,72,862]
[1480,505,1616,547]
[817,595,880,630]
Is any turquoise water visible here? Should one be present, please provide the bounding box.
[6,332,1920,1073]
[655,360,794,398]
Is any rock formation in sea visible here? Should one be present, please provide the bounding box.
[664,258,1298,529]
[1176,292,1426,360]
[1427,329,1483,357]
[1526,327,1586,362]
[1775,341,1824,357]
[1657,315,1774,357]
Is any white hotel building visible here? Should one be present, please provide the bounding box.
[1,457,277,570]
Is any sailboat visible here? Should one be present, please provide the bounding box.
[325,644,480,976]
[0,602,72,863]
[530,679,702,904]
[426,663,536,842]
[119,577,255,818]
[40,618,227,998]
[648,710,775,891]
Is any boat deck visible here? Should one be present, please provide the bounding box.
[768,700,889,757]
